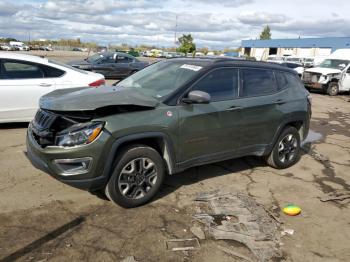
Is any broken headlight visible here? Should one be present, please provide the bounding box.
[56,122,104,147]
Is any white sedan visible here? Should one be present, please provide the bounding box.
[0,52,105,123]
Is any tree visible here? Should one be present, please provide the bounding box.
[260,25,271,40]
[177,34,196,55]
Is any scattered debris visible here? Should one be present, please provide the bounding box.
[165,238,200,251]
[120,256,137,262]
[194,191,282,262]
[282,204,301,216]
[190,226,206,240]
[320,190,350,202]
[217,245,254,262]
[281,228,294,236]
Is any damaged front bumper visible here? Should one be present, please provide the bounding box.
[26,123,113,191]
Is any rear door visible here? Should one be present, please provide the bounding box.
[111,55,134,78]
[178,68,243,163]
[91,55,115,78]
[237,68,285,150]
[0,59,56,122]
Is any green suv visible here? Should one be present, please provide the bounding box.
[27,58,311,208]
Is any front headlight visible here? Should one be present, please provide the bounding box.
[56,122,104,147]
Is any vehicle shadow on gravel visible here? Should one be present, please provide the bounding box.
[154,156,267,202]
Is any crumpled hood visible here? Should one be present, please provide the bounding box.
[305,67,341,75]
[40,86,159,111]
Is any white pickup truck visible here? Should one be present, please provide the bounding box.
[302,49,350,95]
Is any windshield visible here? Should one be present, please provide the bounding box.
[116,60,205,99]
[319,59,349,70]
[87,53,104,63]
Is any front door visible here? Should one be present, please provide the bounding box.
[178,68,242,163]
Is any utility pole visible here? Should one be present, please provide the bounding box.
[174,15,178,45]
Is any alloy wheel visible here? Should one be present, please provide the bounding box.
[278,134,298,164]
[118,157,158,199]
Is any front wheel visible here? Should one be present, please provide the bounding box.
[266,126,301,169]
[327,82,339,96]
[105,145,165,208]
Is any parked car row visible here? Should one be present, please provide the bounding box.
[0,44,29,51]
[141,49,185,58]
[0,44,53,51]
[266,55,315,68]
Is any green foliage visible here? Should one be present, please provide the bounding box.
[0,37,18,43]
[177,34,196,55]
[260,25,271,40]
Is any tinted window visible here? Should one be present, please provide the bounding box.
[275,71,301,90]
[191,68,238,101]
[241,69,277,97]
[1,60,44,79]
[99,55,115,63]
[41,65,65,77]
[117,56,133,63]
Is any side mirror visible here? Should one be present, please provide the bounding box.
[113,54,118,61]
[182,90,211,104]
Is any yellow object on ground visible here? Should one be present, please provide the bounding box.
[283,204,301,216]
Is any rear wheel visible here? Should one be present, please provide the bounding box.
[266,126,301,169]
[105,145,165,208]
[327,82,339,96]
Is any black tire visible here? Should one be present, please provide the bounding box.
[327,82,339,96]
[105,144,165,208]
[266,126,301,169]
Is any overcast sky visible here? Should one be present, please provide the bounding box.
[0,0,349,49]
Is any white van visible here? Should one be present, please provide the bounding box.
[302,49,350,95]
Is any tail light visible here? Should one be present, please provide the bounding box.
[89,79,105,87]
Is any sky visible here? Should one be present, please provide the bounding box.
[0,0,349,49]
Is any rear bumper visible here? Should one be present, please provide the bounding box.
[26,124,113,191]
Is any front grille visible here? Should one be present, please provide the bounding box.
[33,109,57,131]
[30,109,91,147]
[31,109,57,147]
[303,72,321,83]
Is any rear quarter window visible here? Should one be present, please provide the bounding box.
[275,71,302,90]
[41,65,65,78]
[241,68,277,97]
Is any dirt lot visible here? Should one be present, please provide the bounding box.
[0,52,350,262]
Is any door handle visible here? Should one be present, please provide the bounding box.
[39,83,52,87]
[273,99,287,105]
[226,106,243,111]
